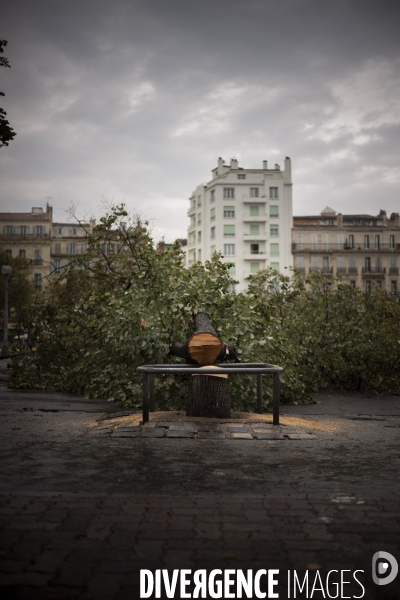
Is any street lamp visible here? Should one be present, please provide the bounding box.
[1,264,12,358]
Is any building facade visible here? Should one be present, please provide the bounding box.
[292,207,400,294]
[0,205,95,289]
[187,157,293,292]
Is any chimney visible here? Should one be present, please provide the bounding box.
[230,158,238,169]
[284,157,291,180]
[218,157,224,171]
[263,160,268,169]
[274,164,280,170]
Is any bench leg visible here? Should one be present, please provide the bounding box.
[149,374,155,412]
[142,373,149,424]
[273,372,280,426]
[257,374,263,414]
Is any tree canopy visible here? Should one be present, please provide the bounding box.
[0,40,16,148]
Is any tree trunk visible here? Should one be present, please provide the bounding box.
[187,368,231,418]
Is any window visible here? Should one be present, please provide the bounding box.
[211,245,216,255]
[21,226,27,236]
[270,225,279,236]
[5,225,12,235]
[376,280,382,288]
[364,235,370,249]
[269,205,279,218]
[34,274,42,291]
[33,249,42,265]
[365,281,371,292]
[72,227,78,235]
[376,257,382,272]
[210,227,215,239]
[197,213,202,225]
[229,264,236,275]
[58,227,63,235]
[81,243,88,253]
[390,234,395,249]
[270,243,279,256]
[250,206,259,217]
[250,188,259,198]
[237,174,246,180]
[337,234,344,250]
[35,226,44,236]
[210,190,215,202]
[54,260,61,274]
[250,224,259,236]
[210,207,216,221]
[348,234,354,248]
[391,280,397,294]
[322,234,329,249]
[224,244,235,255]
[337,257,346,273]
[350,281,356,288]
[389,257,398,273]
[365,257,371,272]
[270,187,278,198]
[67,243,77,255]
[197,231,202,243]
[190,215,195,227]
[375,235,380,249]
[250,244,259,255]
[296,234,303,250]
[19,249,26,259]
[349,257,357,272]
[197,195,202,207]
[223,188,235,199]
[311,234,318,250]
[270,262,280,272]
[5,249,12,256]
[197,249,201,261]
[295,257,304,273]
[190,198,196,210]
[224,206,235,218]
[250,262,260,274]
[55,243,61,254]
[311,256,319,271]
[322,257,330,272]
[224,225,235,237]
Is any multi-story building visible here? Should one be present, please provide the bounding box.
[292,207,400,294]
[187,157,293,291]
[0,205,95,289]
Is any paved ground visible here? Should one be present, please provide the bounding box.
[0,360,399,599]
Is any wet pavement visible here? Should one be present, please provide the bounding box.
[0,359,399,599]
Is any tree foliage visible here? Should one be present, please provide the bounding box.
[0,248,35,337]
[0,40,16,148]
[11,205,400,410]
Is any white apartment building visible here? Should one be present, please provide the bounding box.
[187,157,293,292]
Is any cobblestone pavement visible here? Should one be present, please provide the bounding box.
[0,363,399,599]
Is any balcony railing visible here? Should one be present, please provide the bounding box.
[389,267,399,274]
[362,267,386,277]
[309,267,334,274]
[292,242,400,252]
[0,233,50,241]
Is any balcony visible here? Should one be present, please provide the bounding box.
[362,267,386,277]
[292,242,400,253]
[243,252,266,261]
[242,213,267,222]
[243,233,268,241]
[309,267,334,274]
[389,267,399,275]
[242,195,267,204]
[187,205,196,216]
[337,267,347,274]
[0,233,50,241]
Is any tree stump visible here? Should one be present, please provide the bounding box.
[170,312,235,418]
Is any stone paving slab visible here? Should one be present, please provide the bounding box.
[197,431,227,440]
[166,430,195,439]
[141,428,165,438]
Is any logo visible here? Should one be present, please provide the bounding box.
[372,551,398,586]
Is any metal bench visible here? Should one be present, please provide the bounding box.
[136,363,283,425]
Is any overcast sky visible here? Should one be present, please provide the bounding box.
[1,0,399,242]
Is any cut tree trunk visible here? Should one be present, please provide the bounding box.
[170,312,232,418]
[187,367,231,418]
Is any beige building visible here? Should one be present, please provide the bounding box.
[292,207,400,294]
[0,205,95,289]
